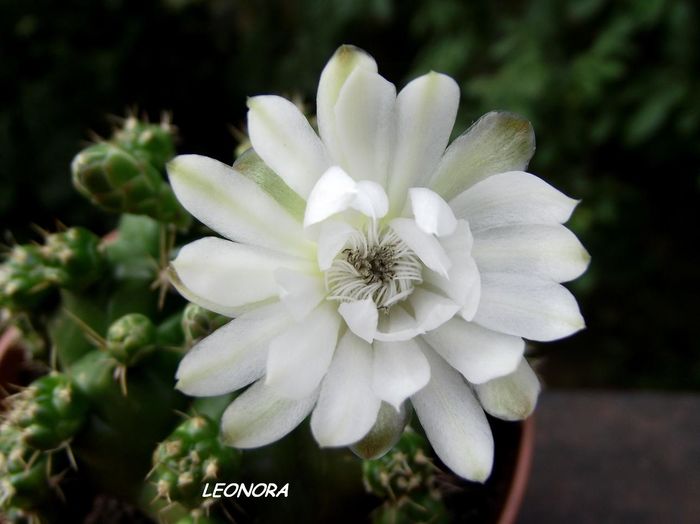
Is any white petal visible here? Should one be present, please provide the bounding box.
[275,268,326,321]
[409,188,457,236]
[233,148,306,221]
[351,180,389,219]
[310,332,381,447]
[422,317,524,384]
[372,338,430,410]
[429,111,536,200]
[303,166,389,227]
[317,45,378,166]
[449,171,579,232]
[387,72,460,213]
[475,359,540,421]
[168,155,311,256]
[220,379,318,448]
[247,95,330,198]
[390,218,451,277]
[472,224,590,283]
[350,401,410,459]
[168,267,241,318]
[338,298,378,343]
[265,302,341,399]
[423,221,481,317]
[409,288,460,332]
[374,306,423,342]
[411,345,494,482]
[335,67,396,184]
[175,302,293,396]
[316,220,357,270]
[172,237,308,314]
[474,273,585,341]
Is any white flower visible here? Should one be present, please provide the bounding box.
[167,45,589,482]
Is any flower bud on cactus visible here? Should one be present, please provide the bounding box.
[41,227,106,290]
[3,373,89,451]
[0,245,54,310]
[106,313,156,366]
[112,116,176,169]
[363,429,449,524]
[151,415,240,510]
[71,142,189,228]
[181,304,228,345]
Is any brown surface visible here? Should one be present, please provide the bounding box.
[518,391,700,524]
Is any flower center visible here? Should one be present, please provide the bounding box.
[325,223,422,309]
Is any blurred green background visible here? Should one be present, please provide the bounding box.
[1,0,698,389]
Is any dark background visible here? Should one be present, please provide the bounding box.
[2,0,698,389]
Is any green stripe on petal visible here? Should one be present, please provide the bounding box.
[234,148,307,221]
[429,111,536,200]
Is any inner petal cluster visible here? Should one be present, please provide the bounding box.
[325,223,422,309]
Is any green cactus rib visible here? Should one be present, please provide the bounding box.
[112,116,176,170]
[181,303,229,346]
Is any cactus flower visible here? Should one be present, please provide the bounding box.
[167,45,589,482]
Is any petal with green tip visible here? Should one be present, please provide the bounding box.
[475,359,540,421]
[429,111,536,200]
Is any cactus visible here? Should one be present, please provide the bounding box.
[0,112,430,523]
[363,429,450,524]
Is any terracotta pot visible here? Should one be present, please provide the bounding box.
[497,416,535,524]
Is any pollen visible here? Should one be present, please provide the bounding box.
[325,223,422,309]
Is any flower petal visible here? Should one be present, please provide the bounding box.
[350,401,411,460]
[387,72,460,213]
[316,220,358,270]
[171,237,309,315]
[475,358,540,421]
[422,220,481,320]
[429,111,536,200]
[373,306,423,342]
[275,268,326,321]
[175,302,293,396]
[411,345,494,482]
[472,224,590,283]
[317,45,378,166]
[334,67,396,184]
[168,155,311,256]
[232,148,306,221]
[372,338,430,410]
[310,332,381,447]
[220,379,318,448]
[338,298,378,343]
[265,302,341,399]
[409,288,460,332]
[422,317,524,384]
[409,187,458,237]
[304,166,388,227]
[449,171,579,232]
[247,95,330,198]
[390,218,451,277]
[474,273,585,341]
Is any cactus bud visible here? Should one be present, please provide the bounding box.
[106,313,156,366]
[151,415,240,510]
[181,304,228,344]
[0,436,52,513]
[0,245,54,310]
[41,227,105,290]
[4,374,89,451]
[112,116,176,169]
[71,142,189,228]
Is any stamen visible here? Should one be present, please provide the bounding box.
[325,223,422,309]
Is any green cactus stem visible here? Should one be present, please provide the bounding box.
[40,227,106,291]
[181,304,228,346]
[106,313,156,367]
[0,245,55,311]
[3,373,88,452]
[363,428,449,524]
[150,415,240,511]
